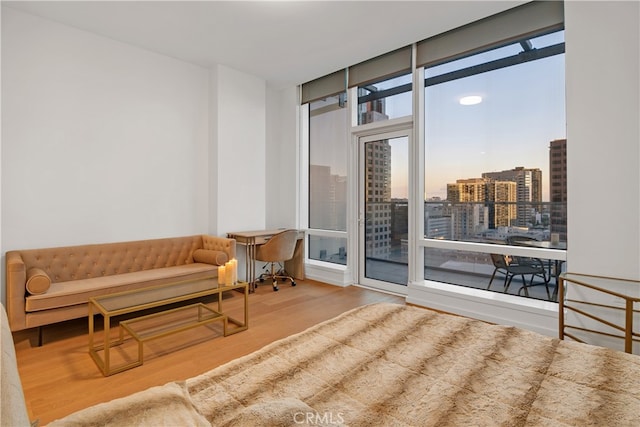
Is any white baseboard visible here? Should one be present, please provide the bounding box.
[304,262,352,287]
[406,280,559,337]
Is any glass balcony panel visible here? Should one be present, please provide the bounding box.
[308,235,347,265]
[425,247,560,302]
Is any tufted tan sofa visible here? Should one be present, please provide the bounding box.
[5,235,235,333]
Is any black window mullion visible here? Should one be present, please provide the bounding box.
[425,43,565,87]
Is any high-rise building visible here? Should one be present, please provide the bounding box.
[482,167,542,227]
[447,178,491,239]
[447,178,487,203]
[358,85,395,258]
[364,140,392,258]
[491,181,518,227]
[446,177,518,238]
[549,139,567,241]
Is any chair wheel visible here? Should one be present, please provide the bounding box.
[273,285,279,291]
[291,281,296,287]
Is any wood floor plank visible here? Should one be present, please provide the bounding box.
[12,280,404,425]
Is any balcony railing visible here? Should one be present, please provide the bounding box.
[306,200,567,302]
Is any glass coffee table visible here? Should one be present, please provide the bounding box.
[88,276,248,376]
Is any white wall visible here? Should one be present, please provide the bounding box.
[565,0,640,280]
[211,64,266,235]
[1,8,210,303]
[561,0,640,352]
[207,65,267,281]
[265,86,299,229]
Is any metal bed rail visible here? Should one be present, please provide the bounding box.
[558,272,640,354]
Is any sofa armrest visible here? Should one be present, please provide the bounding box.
[5,252,27,332]
[201,235,236,261]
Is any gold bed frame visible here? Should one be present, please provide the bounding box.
[558,272,640,354]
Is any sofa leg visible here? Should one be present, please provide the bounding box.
[38,326,43,347]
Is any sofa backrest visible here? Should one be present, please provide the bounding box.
[16,235,204,283]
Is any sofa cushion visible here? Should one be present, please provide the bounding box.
[25,263,217,313]
[193,249,228,266]
[26,267,51,295]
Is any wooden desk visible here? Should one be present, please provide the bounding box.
[226,229,305,292]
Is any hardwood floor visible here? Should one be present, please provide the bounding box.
[12,280,404,425]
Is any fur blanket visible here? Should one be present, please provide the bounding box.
[50,303,640,426]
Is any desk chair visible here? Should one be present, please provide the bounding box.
[255,229,298,291]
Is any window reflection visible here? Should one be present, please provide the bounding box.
[309,95,348,266]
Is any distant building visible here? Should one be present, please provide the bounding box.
[425,202,452,239]
[358,86,388,125]
[447,178,487,203]
[549,139,567,241]
[446,178,492,239]
[391,200,409,242]
[446,177,516,238]
[491,180,518,227]
[482,166,542,227]
[364,140,392,258]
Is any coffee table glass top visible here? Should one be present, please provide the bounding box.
[92,276,227,313]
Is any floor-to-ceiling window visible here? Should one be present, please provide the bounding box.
[307,94,349,265]
[422,29,566,302]
[300,1,566,307]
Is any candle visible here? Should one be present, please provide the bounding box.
[225,261,234,285]
[231,259,238,284]
[218,266,225,286]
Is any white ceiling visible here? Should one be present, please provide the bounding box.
[3,1,524,89]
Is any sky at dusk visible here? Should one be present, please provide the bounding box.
[380,31,566,201]
[311,31,566,203]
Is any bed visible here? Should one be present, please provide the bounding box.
[49,303,640,426]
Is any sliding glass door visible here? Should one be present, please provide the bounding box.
[358,131,410,293]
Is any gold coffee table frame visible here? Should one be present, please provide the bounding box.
[88,277,248,376]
